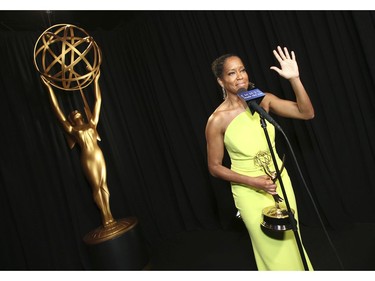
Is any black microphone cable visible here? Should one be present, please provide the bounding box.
[276,125,345,270]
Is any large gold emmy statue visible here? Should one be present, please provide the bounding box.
[33,24,136,245]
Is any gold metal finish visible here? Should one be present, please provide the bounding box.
[254,151,295,231]
[254,151,285,205]
[40,72,116,226]
[33,25,137,237]
[83,217,138,245]
[34,24,101,91]
[261,206,295,231]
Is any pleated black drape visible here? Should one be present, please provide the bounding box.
[1,10,375,269]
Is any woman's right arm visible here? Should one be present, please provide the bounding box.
[205,113,277,194]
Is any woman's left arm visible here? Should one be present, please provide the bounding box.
[263,46,314,120]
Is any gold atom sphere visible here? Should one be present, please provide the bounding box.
[33,23,102,91]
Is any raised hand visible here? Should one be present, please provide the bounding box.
[270,46,299,80]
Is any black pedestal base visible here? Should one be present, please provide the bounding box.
[84,218,149,270]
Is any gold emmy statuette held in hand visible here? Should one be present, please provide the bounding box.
[34,24,136,244]
[254,151,295,231]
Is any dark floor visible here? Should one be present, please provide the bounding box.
[147,219,375,270]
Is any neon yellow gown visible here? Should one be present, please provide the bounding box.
[224,107,313,271]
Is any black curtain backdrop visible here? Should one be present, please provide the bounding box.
[1,10,375,269]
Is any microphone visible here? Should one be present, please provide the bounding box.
[237,87,282,131]
[237,87,265,114]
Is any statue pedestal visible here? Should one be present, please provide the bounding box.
[83,217,149,270]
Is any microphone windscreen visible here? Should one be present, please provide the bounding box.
[237,88,265,114]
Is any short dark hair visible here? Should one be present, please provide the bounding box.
[211,53,237,78]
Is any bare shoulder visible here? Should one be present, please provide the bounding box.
[206,102,246,135]
[206,106,227,133]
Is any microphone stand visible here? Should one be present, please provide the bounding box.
[259,115,309,271]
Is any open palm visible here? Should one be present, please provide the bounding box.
[270,46,299,80]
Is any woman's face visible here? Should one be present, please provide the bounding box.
[218,56,249,96]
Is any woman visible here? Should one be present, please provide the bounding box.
[205,46,314,270]
[41,71,115,227]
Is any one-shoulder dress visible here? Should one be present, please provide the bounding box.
[224,107,313,271]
